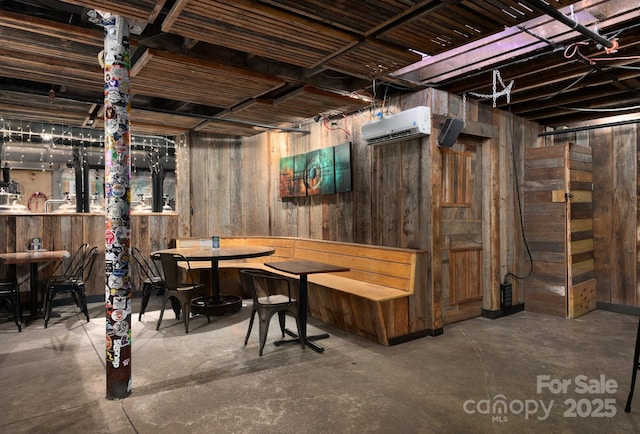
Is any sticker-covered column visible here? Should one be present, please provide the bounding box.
[101,13,132,400]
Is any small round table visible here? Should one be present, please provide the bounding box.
[152,245,275,315]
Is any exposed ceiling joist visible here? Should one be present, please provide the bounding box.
[0,0,637,135]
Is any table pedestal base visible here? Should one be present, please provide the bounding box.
[191,295,242,316]
[274,328,329,353]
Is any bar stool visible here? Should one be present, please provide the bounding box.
[0,280,22,332]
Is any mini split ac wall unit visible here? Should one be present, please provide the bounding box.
[362,106,431,146]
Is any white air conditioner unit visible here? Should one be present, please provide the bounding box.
[362,106,431,146]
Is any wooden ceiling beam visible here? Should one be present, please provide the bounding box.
[0,9,103,44]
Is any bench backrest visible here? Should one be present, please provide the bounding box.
[171,236,425,294]
[292,238,422,293]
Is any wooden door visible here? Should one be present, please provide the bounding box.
[440,142,484,324]
[523,143,596,318]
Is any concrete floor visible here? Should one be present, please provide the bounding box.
[2,296,640,433]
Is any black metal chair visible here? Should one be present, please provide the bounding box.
[241,269,303,356]
[0,280,21,332]
[43,246,98,328]
[132,247,169,321]
[43,243,88,309]
[156,253,211,333]
[47,243,88,283]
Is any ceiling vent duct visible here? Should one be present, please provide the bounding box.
[362,106,431,146]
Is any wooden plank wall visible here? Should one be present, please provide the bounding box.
[185,87,536,331]
[0,214,105,302]
[0,214,179,303]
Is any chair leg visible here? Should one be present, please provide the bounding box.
[171,297,181,320]
[277,311,286,337]
[139,283,153,321]
[69,289,89,323]
[78,289,89,323]
[13,300,22,332]
[182,299,191,333]
[258,311,275,356]
[43,291,53,328]
[14,286,22,330]
[156,294,169,330]
[245,308,257,345]
[3,296,22,332]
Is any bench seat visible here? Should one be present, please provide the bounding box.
[308,273,410,302]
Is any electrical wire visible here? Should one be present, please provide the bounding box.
[319,72,353,80]
[379,82,391,117]
[564,41,596,65]
[590,56,640,62]
[322,114,350,137]
[558,104,640,112]
[536,70,593,101]
[605,64,640,71]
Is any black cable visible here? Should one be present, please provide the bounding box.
[503,115,533,284]
[536,70,593,101]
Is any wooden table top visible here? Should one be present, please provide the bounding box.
[266,259,349,276]
[152,245,275,261]
[0,250,71,264]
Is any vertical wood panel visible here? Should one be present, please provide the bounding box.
[352,110,373,244]
[208,138,233,235]
[481,108,506,313]
[401,140,421,248]
[566,143,595,318]
[430,90,445,331]
[448,250,482,305]
[270,131,294,237]
[242,133,270,235]
[176,134,191,238]
[189,132,210,236]
[83,214,104,297]
[229,138,245,235]
[592,127,613,303]
[637,126,640,308]
[612,126,637,305]
[381,142,401,246]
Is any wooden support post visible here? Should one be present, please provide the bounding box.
[101,14,133,400]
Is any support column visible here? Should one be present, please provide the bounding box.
[100,13,132,400]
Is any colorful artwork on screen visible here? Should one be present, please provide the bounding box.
[279,142,351,198]
[334,142,352,193]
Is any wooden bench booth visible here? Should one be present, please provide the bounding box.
[170,236,436,346]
